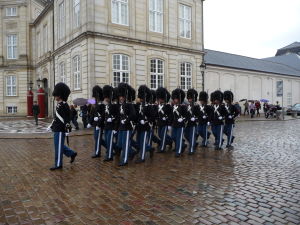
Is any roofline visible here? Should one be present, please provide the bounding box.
[31,1,53,26]
[206,63,300,78]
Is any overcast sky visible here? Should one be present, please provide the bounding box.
[204,0,300,59]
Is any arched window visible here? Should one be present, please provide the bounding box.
[113,54,130,87]
[180,62,192,90]
[150,58,164,89]
[73,56,81,90]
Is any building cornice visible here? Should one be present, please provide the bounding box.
[52,31,205,57]
[30,1,53,26]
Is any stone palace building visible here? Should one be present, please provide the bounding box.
[0,0,299,117]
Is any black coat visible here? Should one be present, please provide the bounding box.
[89,103,105,128]
[118,103,136,131]
[186,103,200,127]
[224,104,239,124]
[51,102,71,132]
[135,102,153,131]
[32,104,40,116]
[171,104,187,128]
[198,104,213,125]
[155,103,173,127]
[103,103,119,130]
[210,104,228,126]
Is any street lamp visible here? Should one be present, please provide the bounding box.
[28,81,33,90]
[200,61,206,91]
[36,78,42,88]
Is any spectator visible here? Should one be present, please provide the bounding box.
[244,100,249,115]
[80,105,88,128]
[70,105,79,130]
[234,102,241,116]
[263,103,268,116]
[32,101,40,125]
[249,102,256,118]
[255,101,261,117]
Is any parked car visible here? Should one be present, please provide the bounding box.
[286,103,300,115]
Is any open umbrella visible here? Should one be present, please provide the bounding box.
[73,98,88,106]
[260,99,269,103]
[88,99,96,105]
[239,99,247,102]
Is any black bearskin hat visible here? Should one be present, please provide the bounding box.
[150,90,156,104]
[214,90,224,102]
[156,87,170,102]
[187,89,198,101]
[92,85,103,101]
[224,90,234,102]
[138,85,151,102]
[199,91,209,102]
[128,85,136,102]
[112,87,118,101]
[171,88,185,104]
[117,83,129,98]
[52,82,71,101]
[103,85,114,99]
[210,92,215,103]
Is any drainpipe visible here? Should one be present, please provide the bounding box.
[52,4,55,117]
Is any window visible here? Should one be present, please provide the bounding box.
[73,0,80,28]
[112,0,128,26]
[112,54,129,87]
[149,0,163,33]
[6,106,17,114]
[6,7,17,16]
[150,59,164,89]
[59,62,66,83]
[37,32,40,57]
[73,56,81,90]
[7,35,17,59]
[58,1,65,39]
[43,25,48,53]
[179,4,191,38]
[180,62,192,91]
[6,75,17,96]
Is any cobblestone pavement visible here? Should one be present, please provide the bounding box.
[0,120,300,225]
[0,119,51,134]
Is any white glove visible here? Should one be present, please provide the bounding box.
[65,132,70,136]
[121,119,126,124]
[87,124,92,128]
[95,126,100,130]
[107,118,112,122]
[207,122,211,126]
[218,116,223,120]
[46,126,52,132]
[94,117,99,122]
[140,120,145,125]
[191,117,196,122]
[162,117,166,121]
[203,115,207,119]
[168,126,172,131]
[228,115,232,119]
[178,118,183,123]
[113,130,117,134]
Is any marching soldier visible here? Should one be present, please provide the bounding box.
[102,85,118,162]
[116,83,136,166]
[155,87,173,153]
[171,88,187,157]
[184,89,200,155]
[223,91,239,149]
[134,85,154,163]
[88,85,106,158]
[148,90,160,147]
[198,91,212,147]
[48,82,77,170]
[210,90,227,150]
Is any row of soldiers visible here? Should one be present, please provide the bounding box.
[48,82,239,170]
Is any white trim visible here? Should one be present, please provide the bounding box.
[57,132,62,167]
[111,0,129,26]
[178,127,184,154]
[142,131,147,160]
[109,130,114,158]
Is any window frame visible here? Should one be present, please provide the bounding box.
[6,106,18,114]
[111,0,129,26]
[59,62,66,83]
[73,0,81,28]
[179,4,192,39]
[150,58,164,90]
[180,62,192,91]
[73,55,81,90]
[149,0,163,33]
[6,75,17,97]
[43,24,48,54]
[7,34,17,59]
[6,7,17,17]
[112,54,130,87]
[58,1,65,39]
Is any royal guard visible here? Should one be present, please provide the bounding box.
[223,91,239,149]
[102,85,118,162]
[134,85,154,163]
[148,90,160,147]
[116,83,136,166]
[88,85,106,158]
[210,90,227,150]
[184,89,200,155]
[171,88,187,157]
[155,87,173,153]
[47,82,77,170]
[197,91,212,147]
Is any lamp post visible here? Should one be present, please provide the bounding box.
[200,61,206,92]
[27,81,34,117]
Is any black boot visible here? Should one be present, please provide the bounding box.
[49,166,62,171]
[70,152,77,163]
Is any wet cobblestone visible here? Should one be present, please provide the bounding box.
[0,120,300,224]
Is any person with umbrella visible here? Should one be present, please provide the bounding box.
[47,82,77,170]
